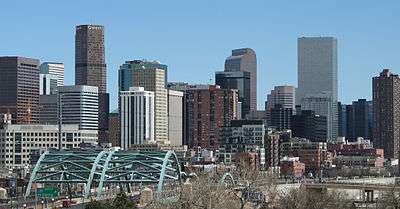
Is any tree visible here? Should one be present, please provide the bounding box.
[271,187,354,209]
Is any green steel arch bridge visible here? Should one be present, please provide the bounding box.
[24,148,183,199]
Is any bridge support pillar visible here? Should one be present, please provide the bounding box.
[363,189,374,202]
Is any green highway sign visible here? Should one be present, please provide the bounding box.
[37,188,59,198]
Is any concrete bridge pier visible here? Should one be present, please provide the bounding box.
[362,189,374,202]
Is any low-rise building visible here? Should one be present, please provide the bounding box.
[280,138,329,174]
[0,124,97,169]
[280,157,305,178]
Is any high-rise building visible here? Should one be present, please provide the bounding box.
[297,37,338,142]
[266,86,296,111]
[373,69,400,159]
[119,60,168,143]
[337,102,347,137]
[345,99,371,141]
[215,71,251,118]
[225,48,257,112]
[265,86,296,124]
[0,57,40,124]
[168,90,183,146]
[119,60,167,91]
[39,74,58,95]
[185,85,238,149]
[108,110,120,147]
[270,104,293,130]
[301,93,335,141]
[120,87,155,149]
[39,95,58,125]
[75,25,109,143]
[291,110,327,142]
[58,85,99,131]
[39,62,64,86]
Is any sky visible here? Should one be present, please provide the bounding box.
[1,0,400,111]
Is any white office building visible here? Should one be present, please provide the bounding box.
[297,37,338,141]
[40,62,64,86]
[120,87,155,149]
[39,74,58,95]
[58,85,99,131]
[0,124,97,169]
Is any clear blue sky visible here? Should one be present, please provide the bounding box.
[1,0,400,110]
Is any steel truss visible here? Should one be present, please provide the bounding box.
[24,148,182,199]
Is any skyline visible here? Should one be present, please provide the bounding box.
[2,1,400,110]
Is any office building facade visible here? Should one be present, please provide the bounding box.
[168,90,183,146]
[215,71,251,118]
[75,25,109,143]
[0,124,97,169]
[297,37,338,142]
[39,62,64,86]
[225,48,257,112]
[58,85,99,131]
[0,57,40,124]
[372,69,400,159]
[345,99,371,141]
[301,93,335,141]
[119,60,169,143]
[39,95,58,125]
[291,110,327,142]
[39,74,58,95]
[270,104,293,130]
[120,87,155,149]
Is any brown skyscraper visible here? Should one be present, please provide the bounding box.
[0,57,40,124]
[75,25,109,143]
[373,69,400,159]
[185,85,238,149]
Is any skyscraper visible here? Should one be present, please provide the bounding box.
[75,25,109,143]
[215,71,250,118]
[0,57,40,124]
[297,37,338,142]
[265,86,296,111]
[373,69,400,159]
[39,62,64,86]
[225,48,257,112]
[58,85,99,131]
[119,61,169,142]
[120,87,155,149]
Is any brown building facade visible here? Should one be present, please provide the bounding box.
[75,25,109,143]
[372,69,400,159]
[0,57,40,124]
[185,85,238,149]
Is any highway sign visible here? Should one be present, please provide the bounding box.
[37,188,59,198]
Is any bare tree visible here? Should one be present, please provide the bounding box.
[271,187,354,209]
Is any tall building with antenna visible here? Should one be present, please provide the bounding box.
[75,25,109,143]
